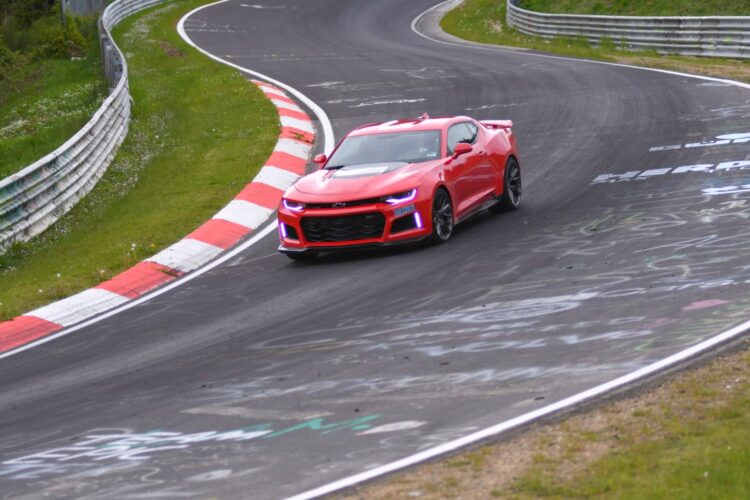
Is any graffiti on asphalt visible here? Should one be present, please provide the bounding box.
[590,159,750,184]
[649,131,750,152]
[0,414,428,480]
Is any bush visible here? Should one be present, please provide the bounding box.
[0,33,29,96]
[29,13,87,59]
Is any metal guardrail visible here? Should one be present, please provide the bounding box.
[64,0,108,16]
[506,0,750,58]
[0,0,165,251]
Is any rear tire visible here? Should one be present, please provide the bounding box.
[491,156,521,213]
[429,188,454,244]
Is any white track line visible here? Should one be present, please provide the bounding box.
[288,2,750,499]
[288,319,750,500]
[177,0,336,153]
[411,0,750,90]
[0,0,335,361]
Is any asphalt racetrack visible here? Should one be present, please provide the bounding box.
[1,0,749,498]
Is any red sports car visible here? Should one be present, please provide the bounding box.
[278,115,521,260]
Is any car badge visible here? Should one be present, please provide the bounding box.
[332,202,346,208]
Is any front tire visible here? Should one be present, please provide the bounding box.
[429,188,454,244]
[492,156,521,213]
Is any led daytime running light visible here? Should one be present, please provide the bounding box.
[283,199,305,212]
[385,189,417,205]
[414,212,423,229]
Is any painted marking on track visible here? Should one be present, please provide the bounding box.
[649,131,750,152]
[306,81,344,88]
[590,159,750,184]
[183,406,334,420]
[240,4,285,9]
[283,2,750,499]
[703,184,750,196]
[349,98,426,108]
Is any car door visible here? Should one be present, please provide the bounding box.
[470,123,502,199]
[446,122,483,217]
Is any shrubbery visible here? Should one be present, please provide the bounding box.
[0,1,96,104]
[29,15,88,59]
[0,33,29,97]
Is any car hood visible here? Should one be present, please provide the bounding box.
[292,161,437,198]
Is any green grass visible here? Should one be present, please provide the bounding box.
[521,0,750,17]
[502,361,750,499]
[0,0,278,320]
[0,27,106,178]
[441,0,750,83]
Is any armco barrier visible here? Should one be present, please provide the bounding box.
[0,0,165,252]
[506,0,750,58]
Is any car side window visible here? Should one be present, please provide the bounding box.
[447,123,478,155]
[464,123,478,144]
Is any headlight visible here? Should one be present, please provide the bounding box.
[383,189,417,205]
[283,199,305,212]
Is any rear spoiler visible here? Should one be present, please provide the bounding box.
[481,120,513,130]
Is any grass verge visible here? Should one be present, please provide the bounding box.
[0,20,106,178]
[0,0,278,320]
[521,0,750,17]
[346,341,750,499]
[440,0,750,84]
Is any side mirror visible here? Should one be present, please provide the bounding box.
[313,154,327,165]
[452,142,473,158]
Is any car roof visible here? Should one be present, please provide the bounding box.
[348,116,472,136]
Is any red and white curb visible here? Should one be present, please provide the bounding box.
[0,79,314,354]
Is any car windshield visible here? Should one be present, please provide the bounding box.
[326,130,442,168]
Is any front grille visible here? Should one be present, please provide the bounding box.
[301,213,385,242]
[305,197,381,209]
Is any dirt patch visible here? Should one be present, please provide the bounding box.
[158,40,184,58]
[341,339,750,499]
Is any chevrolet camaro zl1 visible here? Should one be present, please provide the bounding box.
[278,115,521,260]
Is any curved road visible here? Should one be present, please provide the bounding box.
[2,0,750,498]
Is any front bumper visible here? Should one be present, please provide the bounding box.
[278,198,432,253]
